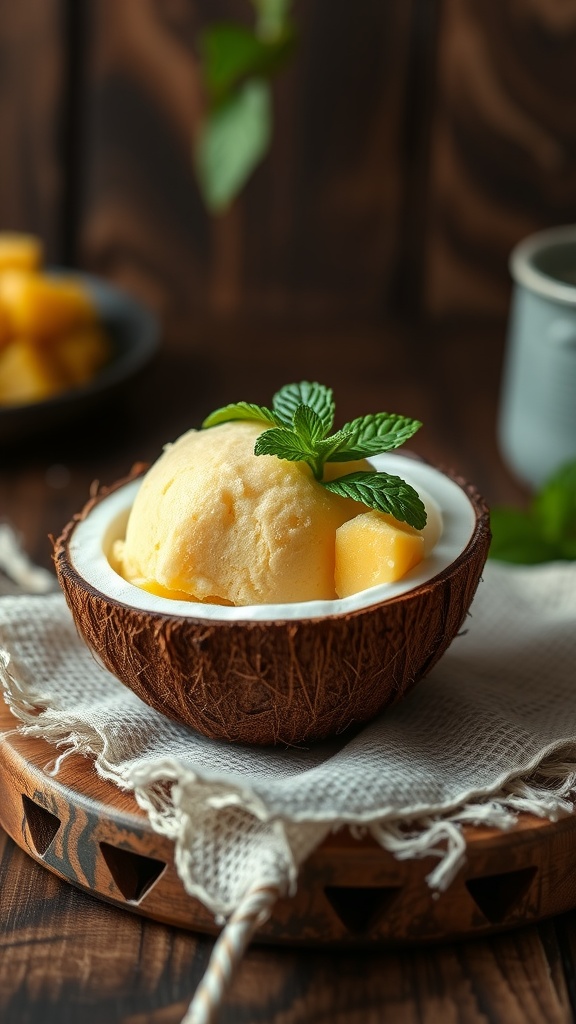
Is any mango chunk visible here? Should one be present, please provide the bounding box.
[0,233,43,272]
[0,271,95,339]
[0,339,66,405]
[0,303,10,350]
[335,510,425,597]
[53,326,111,386]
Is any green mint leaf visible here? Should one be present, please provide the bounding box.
[194,79,271,213]
[272,381,335,433]
[252,0,293,40]
[292,404,325,447]
[254,427,313,464]
[532,460,576,545]
[323,413,422,462]
[314,428,364,464]
[488,507,560,564]
[323,472,427,530]
[203,382,427,521]
[200,25,268,101]
[489,458,576,564]
[559,537,576,559]
[200,23,295,102]
[202,402,279,428]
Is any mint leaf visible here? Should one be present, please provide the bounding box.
[273,381,334,433]
[202,402,278,428]
[324,472,427,530]
[252,0,292,39]
[200,23,295,102]
[292,404,325,447]
[533,460,576,545]
[195,79,271,213]
[200,25,269,101]
[489,458,576,564]
[203,381,426,524]
[323,413,422,462]
[488,507,559,564]
[254,427,313,463]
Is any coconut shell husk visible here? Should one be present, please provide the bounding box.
[53,466,491,747]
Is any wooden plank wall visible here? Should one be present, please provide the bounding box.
[425,0,576,319]
[1,0,576,326]
[0,0,65,256]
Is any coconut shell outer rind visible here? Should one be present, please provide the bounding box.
[53,466,491,747]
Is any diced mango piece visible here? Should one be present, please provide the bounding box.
[0,271,95,339]
[0,302,10,350]
[0,233,43,272]
[0,339,67,406]
[334,510,425,597]
[53,326,111,386]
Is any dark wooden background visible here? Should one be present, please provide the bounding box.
[2,0,576,330]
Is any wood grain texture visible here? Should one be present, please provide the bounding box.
[1,825,574,1023]
[425,0,576,318]
[74,0,416,324]
[0,0,65,258]
[2,1,576,323]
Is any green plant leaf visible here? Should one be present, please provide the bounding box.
[253,426,313,463]
[202,402,278,429]
[272,381,335,432]
[559,537,576,559]
[200,23,295,102]
[532,460,576,545]
[323,472,427,530]
[251,0,293,40]
[488,507,559,564]
[324,413,422,461]
[489,458,576,563]
[203,381,426,520]
[292,404,326,447]
[195,79,271,213]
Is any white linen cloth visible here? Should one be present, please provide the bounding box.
[1,548,576,1022]
[1,558,576,913]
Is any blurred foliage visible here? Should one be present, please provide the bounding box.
[194,0,296,213]
[489,459,576,563]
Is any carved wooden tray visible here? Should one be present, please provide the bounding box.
[2,699,576,946]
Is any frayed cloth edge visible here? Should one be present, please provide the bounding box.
[3,649,576,913]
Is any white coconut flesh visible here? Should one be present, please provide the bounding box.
[68,453,477,624]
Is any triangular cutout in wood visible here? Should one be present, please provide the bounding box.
[22,794,61,855]
[99,842,166,902]
[466,866,537,923]
[324,885,401,934]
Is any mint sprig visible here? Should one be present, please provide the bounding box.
[202,381,426,529]
[489,459,576,563]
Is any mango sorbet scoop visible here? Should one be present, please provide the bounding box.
[113,421,367,605]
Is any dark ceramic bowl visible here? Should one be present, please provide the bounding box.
[0,271,159,445]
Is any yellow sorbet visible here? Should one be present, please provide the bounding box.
[113,420,365,605]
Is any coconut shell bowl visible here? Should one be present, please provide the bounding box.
[54,453,490,747]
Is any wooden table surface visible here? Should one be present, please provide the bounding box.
[2,314,574,1024]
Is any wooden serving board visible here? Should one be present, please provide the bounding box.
[2,698,576,947]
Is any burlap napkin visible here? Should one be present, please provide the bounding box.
[1,539,576,1023]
